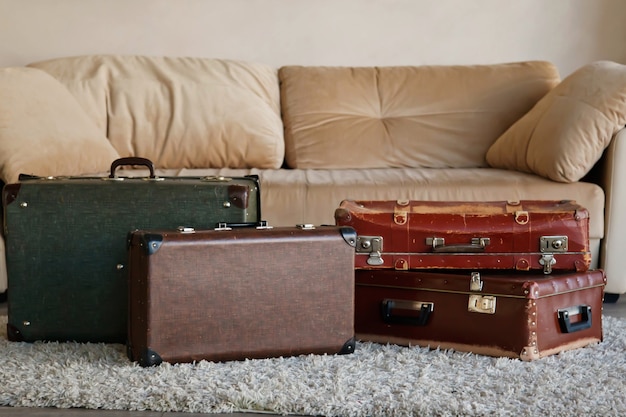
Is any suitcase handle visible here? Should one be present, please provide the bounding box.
[557,305,592,333]
[426,237,490,253]
[381,299,433,326]
[109,157,156,179]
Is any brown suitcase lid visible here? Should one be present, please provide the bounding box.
[355,269,606,299]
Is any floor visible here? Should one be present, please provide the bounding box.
[1,294,625,417]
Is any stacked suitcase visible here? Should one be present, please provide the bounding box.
[334,199,605,360]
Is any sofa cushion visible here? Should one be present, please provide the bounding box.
[0,67,120,183]
[28,55,285,169]
[279,62,559,169]
[138,166,605,243]
[486,61,626,183]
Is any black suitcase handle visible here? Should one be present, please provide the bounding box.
[381,299,433,326]
[557,305,592,333]
[109,157,156,179]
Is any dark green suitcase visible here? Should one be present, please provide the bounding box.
[2,157,261,343]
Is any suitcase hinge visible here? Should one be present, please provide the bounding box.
[356,236,384,265]
[539,254,556,274]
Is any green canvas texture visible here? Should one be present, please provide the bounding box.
[4,176,260,343]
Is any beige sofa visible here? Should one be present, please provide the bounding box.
[0,55,625,295]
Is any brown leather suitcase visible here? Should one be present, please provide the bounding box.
[335,200,591,274]
[127,224,357,366]
[354,269,605,360]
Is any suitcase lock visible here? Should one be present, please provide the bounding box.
[468,295,497,314]
[468,272,496,314]
[538,236,566,274]
[356,236,384,265]
[539,254,556,274]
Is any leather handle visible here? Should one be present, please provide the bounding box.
[557,305,592,333]
[381,299,433,326]
[427,237,490,253]
[109,157,156,179]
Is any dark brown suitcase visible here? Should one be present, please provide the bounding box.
[127,224,357,366]
[335,199,591,274]
[355,269,605,360]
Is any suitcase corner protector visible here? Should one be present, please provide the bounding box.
[138,348,163,367]
[140,234,164,255]
[7,323,24,342]
[339,227,357,248]
[339,337,356,355]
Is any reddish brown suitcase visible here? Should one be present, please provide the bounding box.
[127,224,357,366]
[355,269,605,360]
[335,200,591,274]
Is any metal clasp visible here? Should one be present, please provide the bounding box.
[214,223,233,231]
[540,236,568,252]
[356,236,384,265]
[201,176,231,182]
[468,295,497,314]
[539,254,556,274]
[470,272,483,291]
[426,237,445,250]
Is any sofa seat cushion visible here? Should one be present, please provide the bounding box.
[0,67,121,183]
[119,167,604,242]
[486,60,626,183]
[279,62,559,170]
[28,55,284,170]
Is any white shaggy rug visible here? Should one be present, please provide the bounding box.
[0,314,625,416]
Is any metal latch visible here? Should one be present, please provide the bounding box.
[468,295,497,314]
[539,254,556,274]
[425,237,445,249]
[201,175,231,182]
[540,236,568,252]
[356,236,384,265]
[214,223,233,231]
[470,271,483,291]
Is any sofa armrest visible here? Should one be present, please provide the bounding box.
[593,127,626,293]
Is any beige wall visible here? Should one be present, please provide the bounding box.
[1,0,625,76]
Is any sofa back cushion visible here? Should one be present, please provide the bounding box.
[0,67,121,183]
[28,55,284,169]
[279,62,559,169]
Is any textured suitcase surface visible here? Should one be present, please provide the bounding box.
[335,199,591,273]
[355,269,605,360]
[3,158,261,343]
[127,224,356,366]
